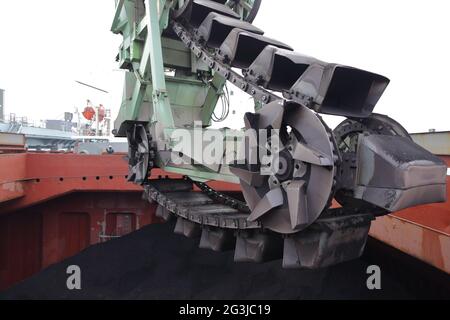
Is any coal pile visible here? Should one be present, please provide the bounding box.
[1,221,445,300]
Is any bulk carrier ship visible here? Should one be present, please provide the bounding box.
[0,0,449,299]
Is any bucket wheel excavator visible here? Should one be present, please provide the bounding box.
[111,0,447,268]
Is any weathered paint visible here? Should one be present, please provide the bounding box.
[0,150,242,290]
[370,215,450,274]
[0,210,43,292]
[0,153,27,203]
[0,153,171,213]
[0,133,26,153]
[0,191,158,291]
[369,155,450,274]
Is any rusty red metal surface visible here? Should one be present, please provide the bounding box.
[0,152,239,213]
[0,151,241,291]
[0,153,146,212]
[0,151,165,291]
[0,192,159,291]
[369,155,450,274]
[0,149,448,291]
[0,133,26,154]
[0,210,43,291]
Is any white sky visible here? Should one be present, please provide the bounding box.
[0,0,449,133]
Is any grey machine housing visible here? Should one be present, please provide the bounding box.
[353,134,447,211]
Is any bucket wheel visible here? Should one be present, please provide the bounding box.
[126,124,152,185]
[334,113,411,154]
[230,101,337,234]
[333,113,411,210]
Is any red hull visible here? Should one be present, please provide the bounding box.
[0,151,449,291]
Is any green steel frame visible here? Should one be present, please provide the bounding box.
[111,0,247,183]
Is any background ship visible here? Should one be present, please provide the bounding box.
[0,86,122,152]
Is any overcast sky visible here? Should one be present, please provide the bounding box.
[0,0,449,133]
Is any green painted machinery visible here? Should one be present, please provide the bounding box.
[111,0,447,268]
